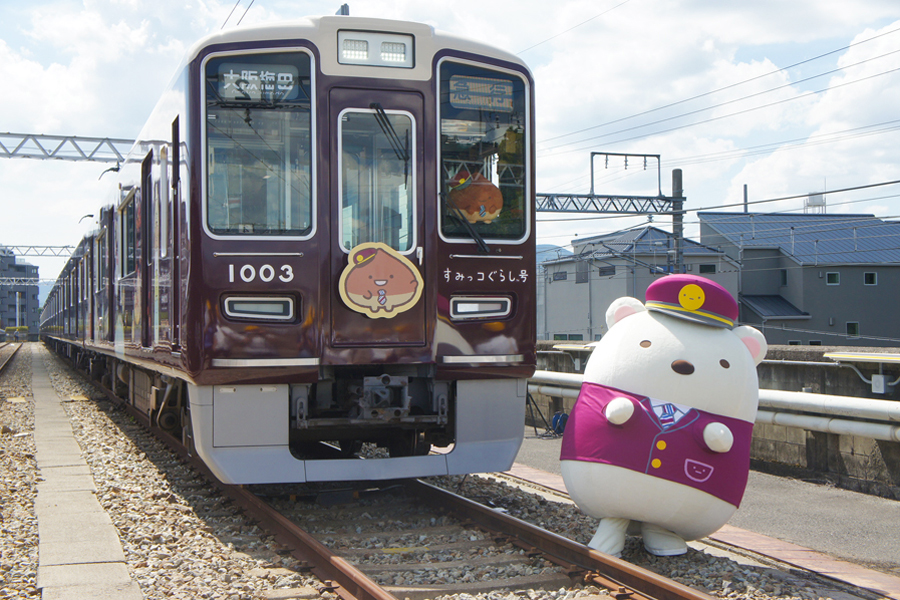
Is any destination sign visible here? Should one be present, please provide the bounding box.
[449,75,514,112]
[217,63,300,102]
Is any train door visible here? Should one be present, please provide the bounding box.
[328,88,427,349]
[95,227,108,341]
[170,118,181,349]
[86,247,94,341]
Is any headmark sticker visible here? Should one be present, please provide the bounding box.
[338,242,423,319]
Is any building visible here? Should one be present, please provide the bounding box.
[0,246,40,335]
[699,212,900,346]
[539,226,738,341]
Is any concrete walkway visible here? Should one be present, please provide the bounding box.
[31,346,143,600]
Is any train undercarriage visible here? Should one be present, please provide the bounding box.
[47,339,526,484]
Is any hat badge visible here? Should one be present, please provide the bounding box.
[678,284,705,311]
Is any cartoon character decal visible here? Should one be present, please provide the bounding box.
[447,169,503,224]
[339,242,423,318]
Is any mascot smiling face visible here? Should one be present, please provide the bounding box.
[560,274,767,557]
[339,242,423,318]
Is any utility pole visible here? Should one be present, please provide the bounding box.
[672,169,684,274]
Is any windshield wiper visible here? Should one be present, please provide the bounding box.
[370,102,410,182]
[441,192,491,254]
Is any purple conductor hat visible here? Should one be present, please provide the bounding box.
[645,274,738,329]
[353,247,378,265]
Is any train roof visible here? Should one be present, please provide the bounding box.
[181,15,531,80]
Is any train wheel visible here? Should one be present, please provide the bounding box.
[157,410,180,433]
[388,432,430,458]
[338,439,363,457]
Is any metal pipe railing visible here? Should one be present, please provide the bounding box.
[756,410,900,442]
[529,370,900,442]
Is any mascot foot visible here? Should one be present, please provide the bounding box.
[641,523,688,556]
[588,517,630,557]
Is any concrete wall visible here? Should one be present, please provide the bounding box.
[739,247,782,294]
[539,257,739,341]
[755,345,900,498]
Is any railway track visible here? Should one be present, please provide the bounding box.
[0,342,22,375]
[251,478,715,600]
[31,345,891,600]
[74,369,714,600]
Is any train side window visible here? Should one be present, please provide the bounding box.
[338,108,415,253]
[159,146,169,258]
[119,190,136,277]
[438,60,530,243]
[95,231,106,293]
[204,51,314,238]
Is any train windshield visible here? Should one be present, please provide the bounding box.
[204,52,313,237]
[339,108,416,253]
[439,61,529,242]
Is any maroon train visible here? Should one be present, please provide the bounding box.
[41,15,536,484]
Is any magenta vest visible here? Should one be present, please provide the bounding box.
[560,382,753,507]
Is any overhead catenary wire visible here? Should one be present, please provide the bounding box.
[236,0,255,26]
[668,119,900,167]
[220,0,241,29]
[537,194,900,262]
[516,0,633,55]
[540,252,900,343]
[539,118,900,200]
[538,23,900,146]
[536,178,900,224]
[539,63,900,157]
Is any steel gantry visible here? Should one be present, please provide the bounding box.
[2,246,74,257]
[535,192,674,214]
[536,153,686,271]
[0,277,56,285]
[536,152,676,215]
[0,132,134,163]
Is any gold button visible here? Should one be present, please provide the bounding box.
[656,440,667,450]
[651,458,661,469]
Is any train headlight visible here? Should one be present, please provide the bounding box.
[224,296,295,321]
[341,38,368,61]
[338,31,414,68]
[450,296,512,320]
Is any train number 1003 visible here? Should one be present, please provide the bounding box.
[228,264,295,283]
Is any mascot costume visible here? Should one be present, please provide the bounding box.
[560,274,767,557]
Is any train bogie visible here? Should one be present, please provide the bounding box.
[41,15,535,484]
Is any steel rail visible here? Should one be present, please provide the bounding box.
[409,479,715,600]
[0,343,22,375]
[222,483,398,600]
[82,370,396,600]
[49,346,712,600]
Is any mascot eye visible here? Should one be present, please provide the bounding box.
[640,340,652,348]
[720,359,730,369]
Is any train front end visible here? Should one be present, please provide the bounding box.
[187,16,535,484]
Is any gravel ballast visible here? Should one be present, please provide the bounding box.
[1,343,883,600]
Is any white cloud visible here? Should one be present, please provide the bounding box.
[2,0,900,275]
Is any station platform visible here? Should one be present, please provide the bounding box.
[31,347,143,600]
[512,427,900,600]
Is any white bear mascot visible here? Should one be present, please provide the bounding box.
[560,274,767,557]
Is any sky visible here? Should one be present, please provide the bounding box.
[1,0,900,283]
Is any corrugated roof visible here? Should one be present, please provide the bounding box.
[571,226,720,260]
[741,295,809,319]
[699,212,900,264]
